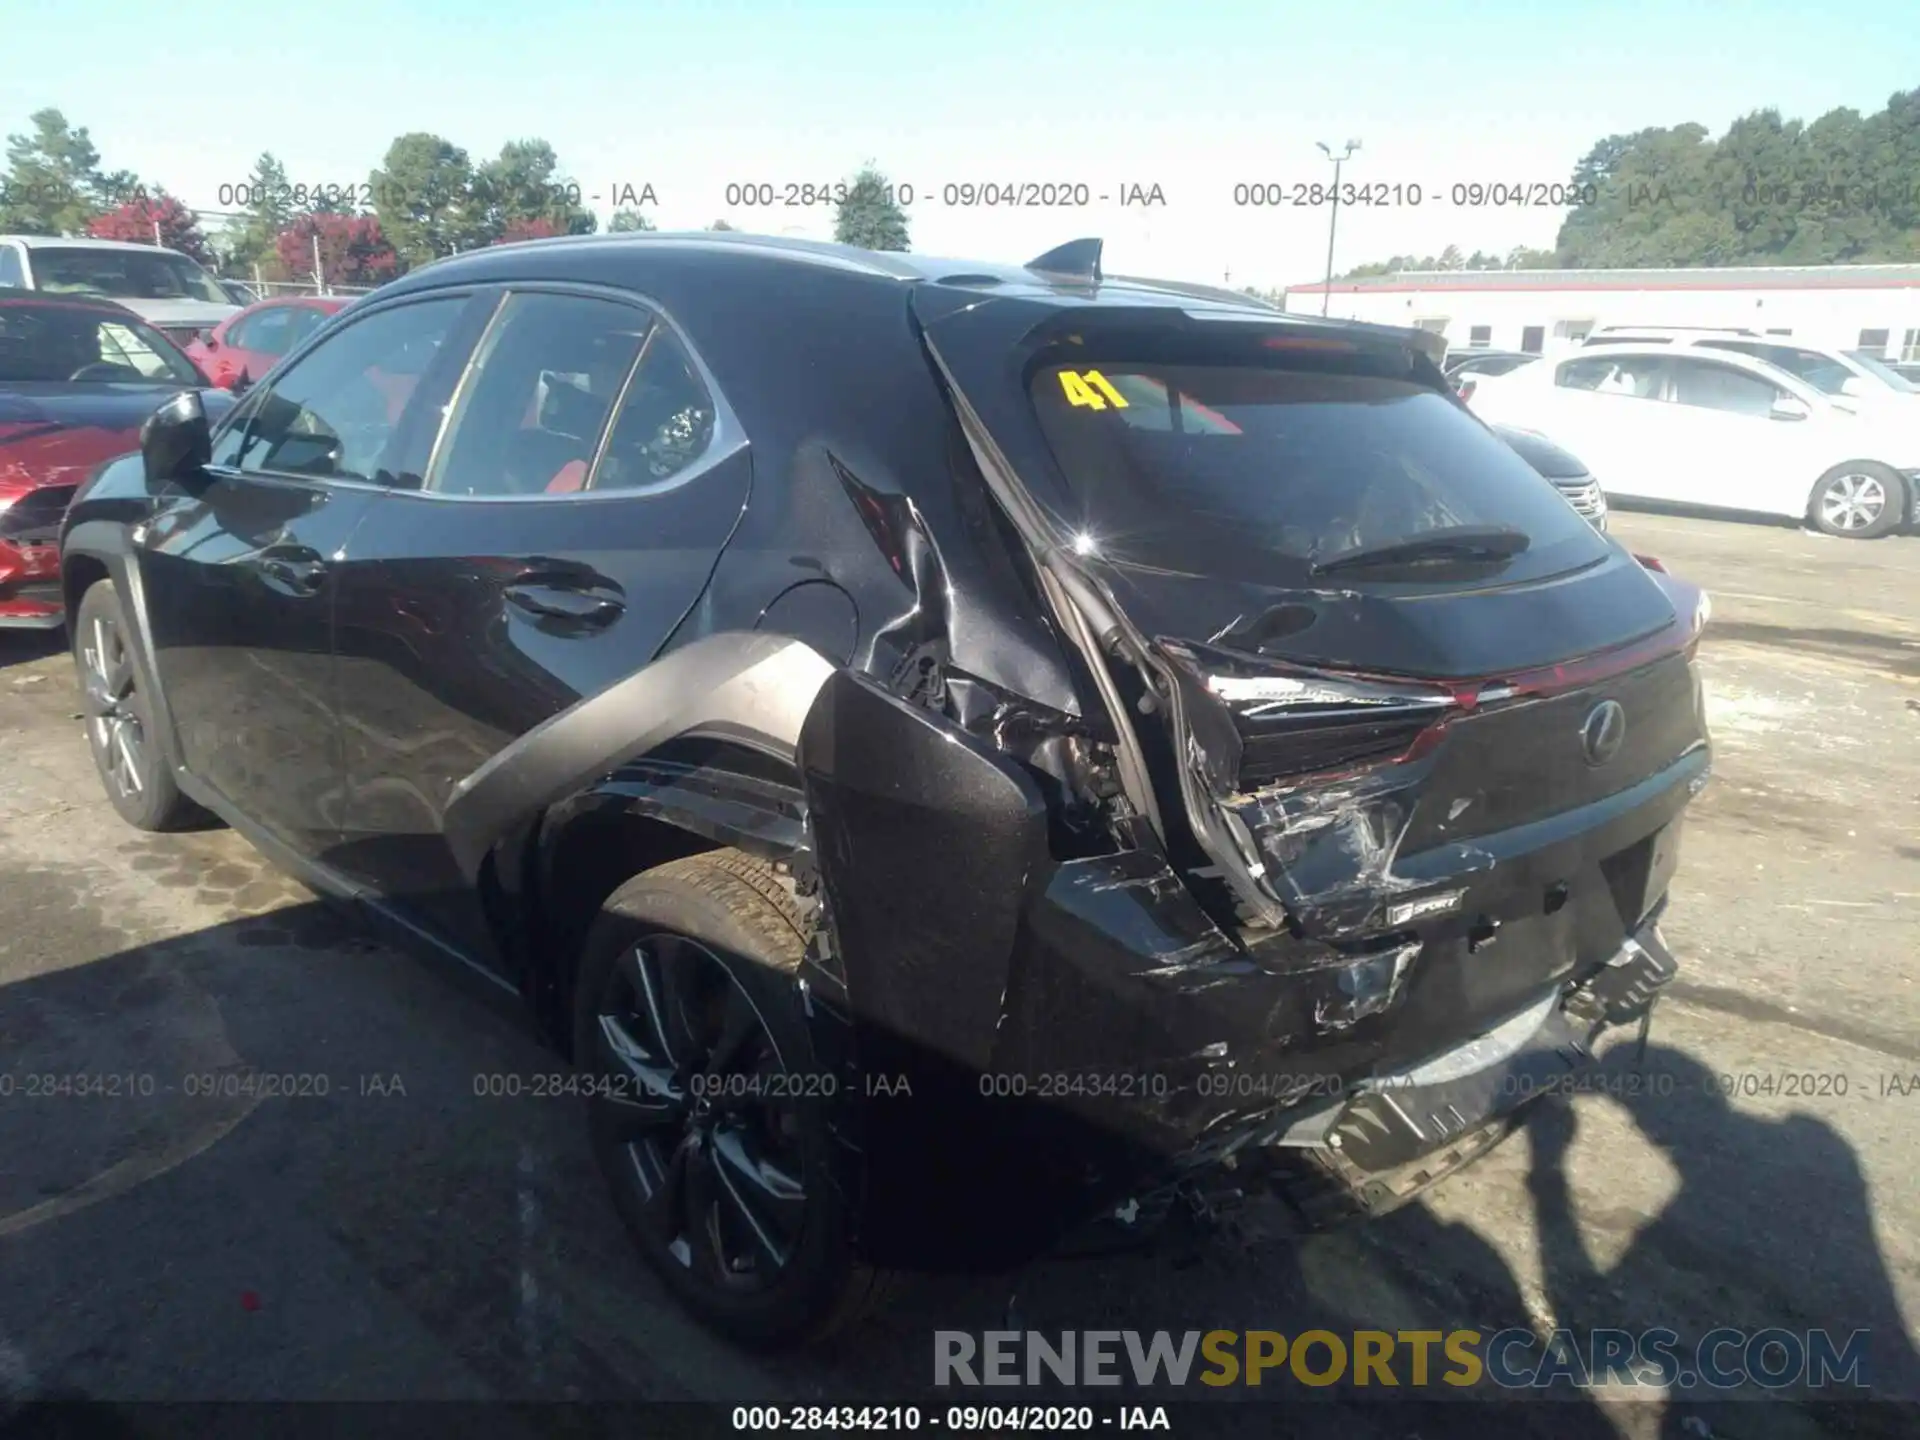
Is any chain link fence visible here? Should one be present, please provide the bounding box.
[213,278,379,304]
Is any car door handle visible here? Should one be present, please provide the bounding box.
[251,546,328,598]
[503,582,624,627]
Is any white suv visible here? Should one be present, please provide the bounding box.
[1469,342,1920,538]
[1583,327,1920,424]
[0,235,237,343]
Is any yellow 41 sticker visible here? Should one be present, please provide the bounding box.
[1057,369,1130,410]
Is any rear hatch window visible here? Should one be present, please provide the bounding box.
[1029,351,1611,590]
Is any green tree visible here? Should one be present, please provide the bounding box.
[474,139,596,243]
[607,208,656,232]
[223,152,295,272]
[0,108,127,234]
[833,164,910,251]
[1556,122,1726,265]
[708,218,736,231]
[371,133,482,268]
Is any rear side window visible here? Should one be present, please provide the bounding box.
[425,292,718,497]
[1028,360,1609,587]
[427,292,651,497]
[0,245,23,287]
[592,325,717,491]
[230,307,292,355]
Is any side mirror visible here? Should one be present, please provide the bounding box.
[141,390,213,483]
[1769,395,1811,423]
[1839,376,1871,399]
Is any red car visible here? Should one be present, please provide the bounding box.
[1,295,233,630]
[183,295,351,391]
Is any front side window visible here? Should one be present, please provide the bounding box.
[1697,340,1853,396]
[1847,348,1920,393]
[26,246,229,305]
[1028,353,1608,587]
[231,297,463,483]
[1667,360,1782,416]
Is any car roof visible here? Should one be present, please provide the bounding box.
[1593,330,1836,351]
[0,234,203,258]
[383,231,1446,362]
[0,291,145,317]
[1590,325,1758,337]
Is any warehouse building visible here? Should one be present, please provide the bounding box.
[1282,264,1920,363]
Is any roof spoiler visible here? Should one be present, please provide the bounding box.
[1026,238,1103,283]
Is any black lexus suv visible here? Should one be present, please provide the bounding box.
[60,233,1710,1346]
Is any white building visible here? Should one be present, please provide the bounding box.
[1282,264,1920,363]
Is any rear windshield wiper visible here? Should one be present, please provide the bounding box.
[1310,525,1531,577]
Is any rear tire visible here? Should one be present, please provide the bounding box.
[571,849,891,1347]
[71,580,202,832]
[1809,462,1906,539]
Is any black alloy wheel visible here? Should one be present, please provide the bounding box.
[72,580,199,831]
[572,850,887,1345]
[591,929,808,1292]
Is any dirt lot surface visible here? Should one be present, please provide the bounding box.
[2,510,1916,1439]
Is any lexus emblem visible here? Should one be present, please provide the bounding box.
[1580,700,1627,766]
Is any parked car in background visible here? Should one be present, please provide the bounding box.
[1445,348,1539,400]
[63,231,1703,1345]
[1489,422,1607,530]
[1,295,232,630]
[0,236,239,346]
[1444,347,1537,378]
[1469,343,1920,538]
[184,295,351,391]
[1852,352,1920,390]
[1584,327,1920,424]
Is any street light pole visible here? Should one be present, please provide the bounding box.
[1316,139,1361,317]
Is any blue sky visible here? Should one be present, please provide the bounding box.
[4,0,1916,287]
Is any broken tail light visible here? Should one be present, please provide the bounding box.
[1205,666,1463,791]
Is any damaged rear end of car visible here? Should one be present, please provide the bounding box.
[803,262,1710,1262]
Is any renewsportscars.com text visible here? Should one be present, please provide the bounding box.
[934,1328,1871,1391]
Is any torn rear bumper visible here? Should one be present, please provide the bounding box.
[797,669,1689,1271]
[1270,918,1678,1176]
